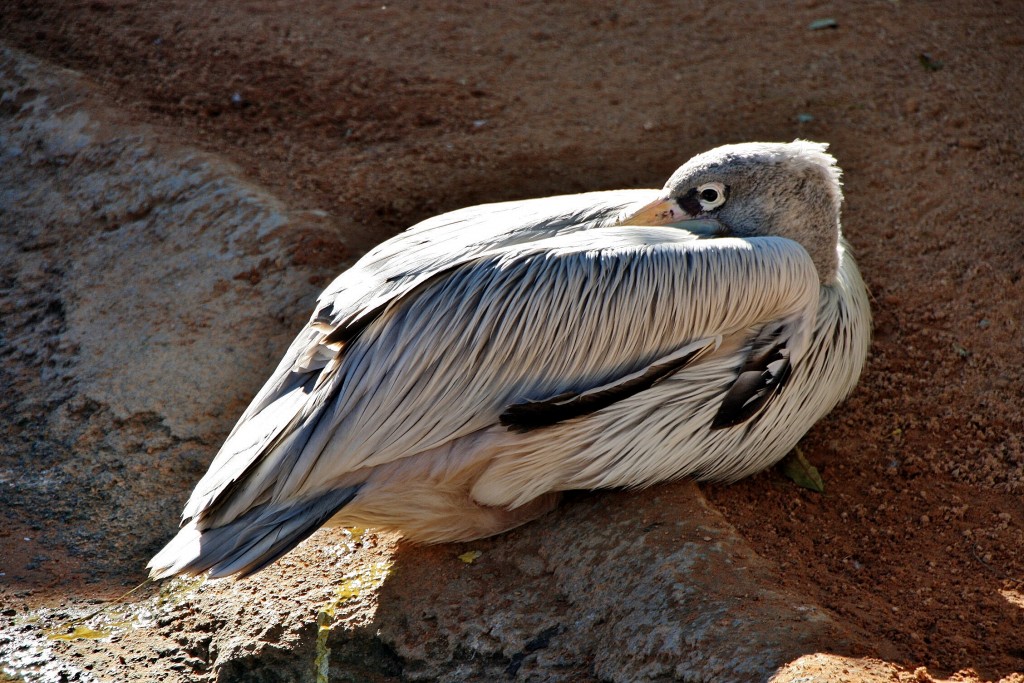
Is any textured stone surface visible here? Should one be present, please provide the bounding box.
[1,46,342,442]
[368,485,867,682]
[0,46,886,683]
[0,44,348,589]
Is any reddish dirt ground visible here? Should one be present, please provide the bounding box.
[2,1,1023,680]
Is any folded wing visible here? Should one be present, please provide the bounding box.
[181,190,656,524]
[154,202,820,578]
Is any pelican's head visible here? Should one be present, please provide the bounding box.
[621,140,844,283]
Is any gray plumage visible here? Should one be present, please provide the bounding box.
[149,140,871,579]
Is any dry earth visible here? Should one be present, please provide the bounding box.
[1,1,1023,681]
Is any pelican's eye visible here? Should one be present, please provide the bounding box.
[697,182,727,211]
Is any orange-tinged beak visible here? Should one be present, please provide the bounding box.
[616,196,724,236]
[617,196,688,226]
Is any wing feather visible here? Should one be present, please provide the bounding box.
[234,191,655,419]
[183,190,656,524]
[254,230,818,509]
[500,338,721,432]
[185,208,820,532]
[710,318,799,429]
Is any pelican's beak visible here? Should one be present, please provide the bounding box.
[618,195,686,226]
[617,196,723,236]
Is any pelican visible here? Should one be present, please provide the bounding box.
[149,140,871,579]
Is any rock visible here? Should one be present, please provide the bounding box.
[0,46,881,682]
[368,485,865,682]
[0,43,348,585]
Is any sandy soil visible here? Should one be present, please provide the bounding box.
[1,0,1023,680]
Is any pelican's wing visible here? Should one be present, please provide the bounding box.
[314,190,662,332]
[195,227,820,527]
[183,190,658,522]
[498,339,720,433]
[709,316,801,429]
[231,190,657,423]
[151,225,822,578]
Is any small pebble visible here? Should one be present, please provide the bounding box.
[808,18,838,30]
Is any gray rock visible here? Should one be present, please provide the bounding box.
[0,42,347,587]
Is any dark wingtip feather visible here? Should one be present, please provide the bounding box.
[149,486,360,580]
[501,346,706,433]
[710,345,793,430]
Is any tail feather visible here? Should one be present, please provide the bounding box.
[149,486,360,579]
[182,375,318,523]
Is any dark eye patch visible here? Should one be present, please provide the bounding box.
[678,188,702,215]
